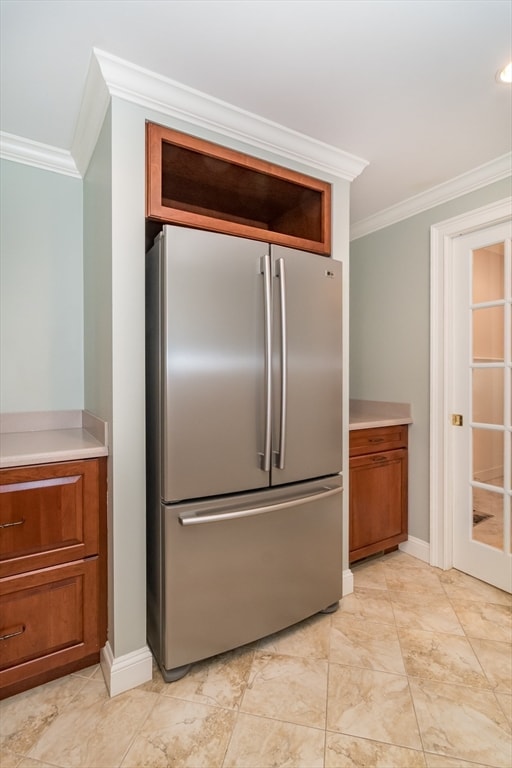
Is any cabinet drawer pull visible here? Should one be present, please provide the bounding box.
[371,455,388,463]
[368,438,385,444]
[0,624,26,641]
[0,518,25,529]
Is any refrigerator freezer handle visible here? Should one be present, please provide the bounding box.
[178,485,342,525]
[260,252,272,473]
[276,257,287,470]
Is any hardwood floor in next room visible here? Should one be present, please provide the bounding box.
[0,551,511,768]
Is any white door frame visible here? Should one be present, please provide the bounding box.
[430,196,512,569]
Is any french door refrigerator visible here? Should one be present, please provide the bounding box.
[146,224,342,681]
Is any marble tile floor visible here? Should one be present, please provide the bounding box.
[1,551,511,768]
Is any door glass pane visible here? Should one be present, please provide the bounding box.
[472,368,503,424]
[472,306,504,361]
[473,428,503,487]
[510,490,512,556]
[472,243,504,302]
[472,487,504,549]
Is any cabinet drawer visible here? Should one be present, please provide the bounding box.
[349,425,408,457]
[0,460,101,577]
[0,558,100,672]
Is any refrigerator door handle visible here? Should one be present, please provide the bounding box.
[260,252,273,473]
[276,257,287,469]
[178,485,342,525]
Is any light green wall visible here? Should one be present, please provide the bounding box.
[83,107,117,650]
[349,176,512,544]
[83,100,148,659]
[330,179,351,572]
[108,98,147,657]
[0,159,83,412]
[84,109,112,425]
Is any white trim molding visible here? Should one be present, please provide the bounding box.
[351,153,512,241]
[100,642,153,698]
[0,131,80,178]
[71,51,111,178]
[2,49,369,183]
[342,568,354,596]
[429,197,512,570]
[399,536,430,564]
[73,48,369,181]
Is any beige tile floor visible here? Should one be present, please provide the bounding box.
[1,551,511,768]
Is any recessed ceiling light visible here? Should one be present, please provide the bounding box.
[497,62,512,84]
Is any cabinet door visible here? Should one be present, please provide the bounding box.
[349,448,407,559]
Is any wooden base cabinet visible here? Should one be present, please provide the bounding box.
[0,458,107,699]
[349,425,408,564]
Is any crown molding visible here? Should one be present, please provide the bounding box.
[350,152,512,240]
[71,52,111,178]
[0,131,80,178]
[73,48,369,181]
[5,45,509,235]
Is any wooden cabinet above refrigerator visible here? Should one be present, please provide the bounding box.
[145,122,331,255]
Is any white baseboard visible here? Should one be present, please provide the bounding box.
[100,642,153,697]
[342,567,354,595]
[399,536,430,564]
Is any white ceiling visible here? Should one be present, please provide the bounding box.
[1,0,511,227]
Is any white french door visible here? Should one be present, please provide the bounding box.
[451,221,512,592]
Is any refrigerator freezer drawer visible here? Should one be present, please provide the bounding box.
[158,476,342,674]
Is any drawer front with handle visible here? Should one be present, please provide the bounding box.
[0,460,100,577]
[349,425,408,457]
[157,477,343,672]
[0,558,100,673]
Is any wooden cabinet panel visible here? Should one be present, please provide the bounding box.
[350,449,407,554]
[0,458,107,699]
[146,123,331,255]
[349,425,408,457]
[349,427,408,563]
[0,559,99,670]
[0,460,100,577]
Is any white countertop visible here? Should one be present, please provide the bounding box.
[0,410,108,468]
[1,403,408,465]
[349,399,412,430]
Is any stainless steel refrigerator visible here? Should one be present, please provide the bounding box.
[146,224,343,681]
